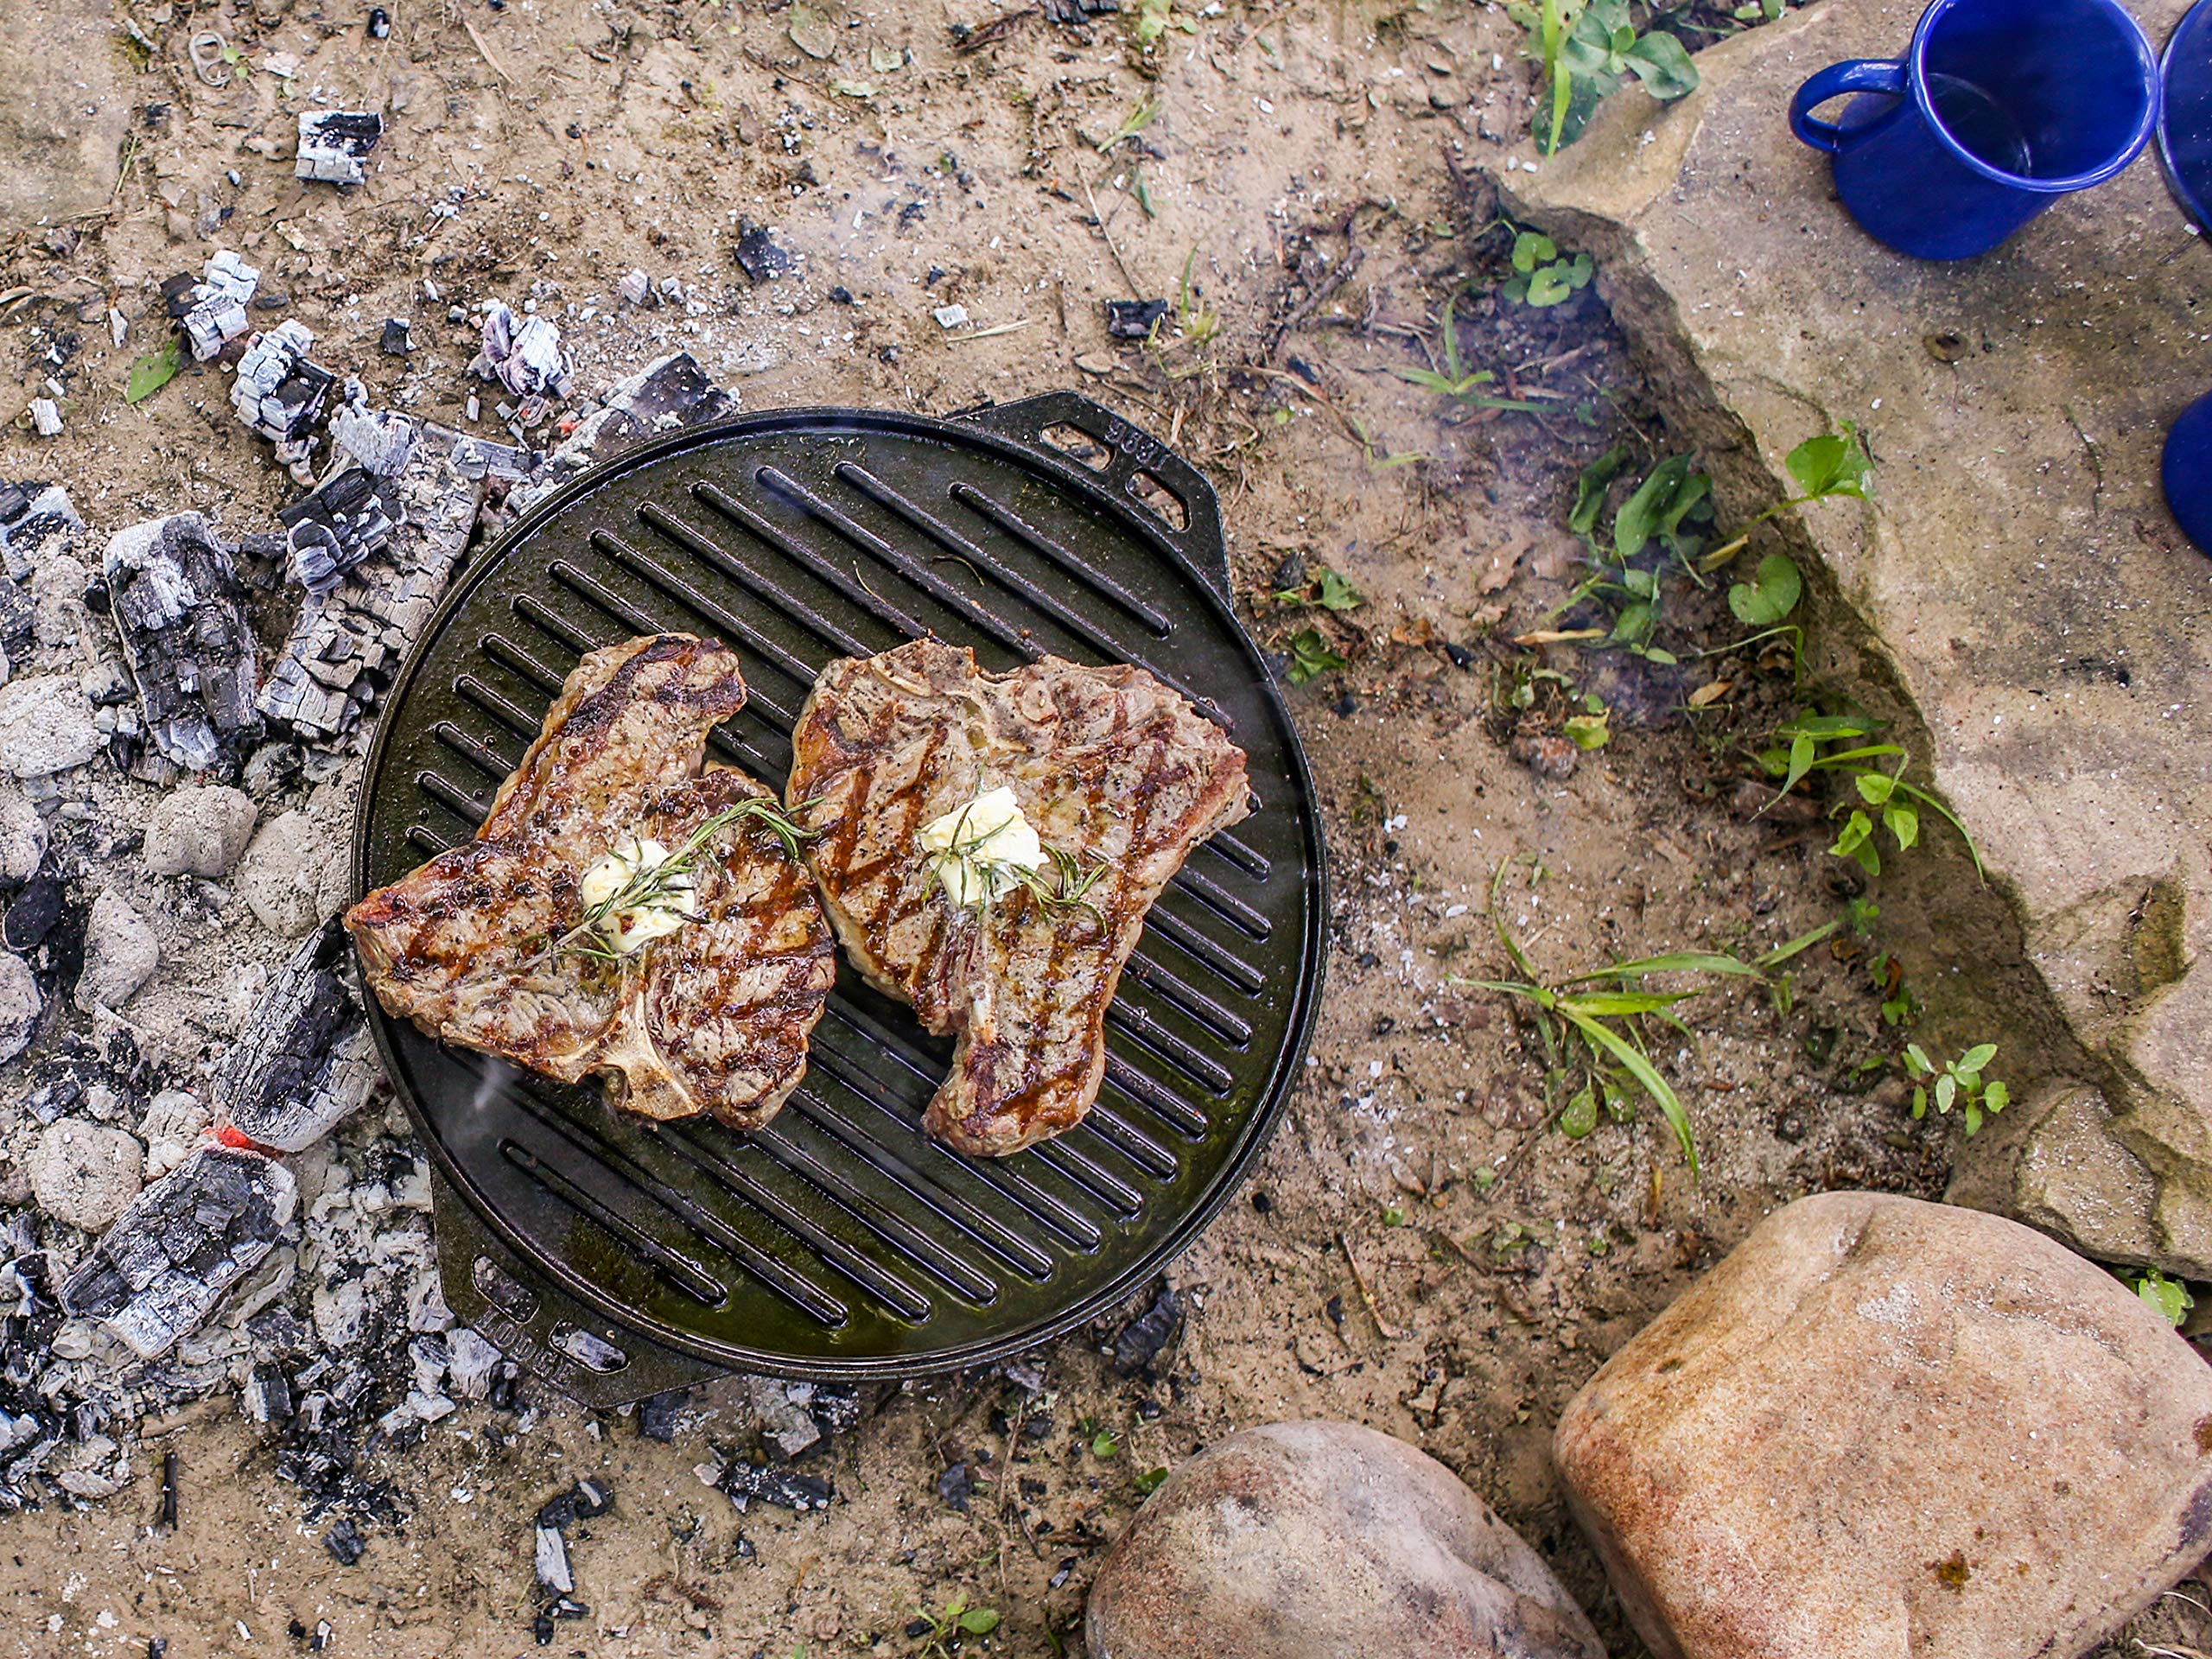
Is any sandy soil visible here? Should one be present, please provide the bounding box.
[2,0,2209,1654]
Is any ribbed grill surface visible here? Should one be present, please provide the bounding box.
[356,404,1324,1377]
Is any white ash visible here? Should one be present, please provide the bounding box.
[28,402,60,439]
[444,1327,502,1402]
[499,353,732,526]
[136,1090,209,1181]
[142,785,257,880]
[0,676,96,779]
[0,787,41,884]
[534,1524,573,1593]
[26,1122,142,1233]
[473,302,571,401]
[181,251,258,361]
[295,111,383,187]
[101,513,264,778]
[0,954,38,1065]
[0,481,81,585]
[231,322,333,454]
[257,415,486,742]
[278,467,400,594]
[73,890,157,1014]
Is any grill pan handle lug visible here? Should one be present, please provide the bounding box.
[958,392,1232,601]
[429,1173,728,1410]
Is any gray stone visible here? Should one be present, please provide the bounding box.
[0,674,94,778]
[1494,0,2212,1274]
[1087,1421,1605,1659]
[74,889,156,1013]
[28,1121,143,1232]
[237,810,332,938]
[1554,1192,2212,1659]
[0,0,130,223]
[0,952,35,1063]
[0,785,44,881]
[143,785,258,879]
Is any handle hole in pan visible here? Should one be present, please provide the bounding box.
[1038,421,1111,471]
[1128,469,1190,533]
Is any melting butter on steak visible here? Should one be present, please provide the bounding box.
[346,633,836,1128]
[788,640,1251,1156]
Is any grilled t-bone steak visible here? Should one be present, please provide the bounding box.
[346,633,836,1128]
[788,639,1251,1156]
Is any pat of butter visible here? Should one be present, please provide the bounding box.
[918,785,1044,907]
[578,837,696,954]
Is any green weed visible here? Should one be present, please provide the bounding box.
[912,1595,1001,1656]
[1903,1041,2009,1135]
[1393,294,1552,414]
[2136,1269,2194,1326]
[1503,231,1593,307]
[1509,0,1700,154]
[1754,712,1985,880]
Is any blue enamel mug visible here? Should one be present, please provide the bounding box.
[1788,0,2159,260]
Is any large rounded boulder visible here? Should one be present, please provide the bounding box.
[1087,1421,1605,1659]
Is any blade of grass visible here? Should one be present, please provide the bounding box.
[1560,1007,1699,1173]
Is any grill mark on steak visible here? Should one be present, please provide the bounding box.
[787,639,1251,1157]
[348,633,836,1131]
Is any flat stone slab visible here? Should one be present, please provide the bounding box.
[0,0,130,226]
[1498,0,2212,1274]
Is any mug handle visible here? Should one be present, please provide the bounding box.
[1789,60,1909,153]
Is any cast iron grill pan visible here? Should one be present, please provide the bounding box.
[353,394,1326,1403]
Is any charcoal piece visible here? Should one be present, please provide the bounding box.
[531,1609,553,1646]
[533,1524,571,1592]
[0,480,83,583]
[936,1459,973,1511]
[366,5,389,35]
[181,251,258,362]
[574,1477,613,1517]
[1043,0,1116,17]
[323,1514,365,1564]
[277,467,399,594]
[378,318,410,356]
[327,403,419,478]
[1112,1282,1181,1376]
[550,1596,589,1620]
[1104,298,1171,339]
[731,219,791,283]
[499,353,732,524]
[473,303,569,400]
[3,874,61,950]
[715,1459,831,1512]
[60,1147,297,1359]
[244,1363,295,1424]
[219,918,377,1151]
[100,512,264,775]
[808,1383,862,1439]
[258,415,484,742]
[638,1388,687,1442]
[159,274,198,320]
[296,111,384,187]
[232,322,334,445]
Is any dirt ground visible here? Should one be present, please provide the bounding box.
[3,0,2210,1654]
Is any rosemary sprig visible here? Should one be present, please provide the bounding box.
[545,796,818,967]
[931,802,1110,929]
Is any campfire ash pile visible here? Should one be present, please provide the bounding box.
[0,270,791,1547]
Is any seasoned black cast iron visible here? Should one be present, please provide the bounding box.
[352,394,1327,1404]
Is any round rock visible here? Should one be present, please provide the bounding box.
[74,889,158,1013]
[29,1119,144,1232]
[0,785,46,883]
[238,809,331,938]
[1086,1421,1606,1659]
[137,1088,209,1180]
[0,950,38,1061]
[143,785,258,879]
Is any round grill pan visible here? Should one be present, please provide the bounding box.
[353,393,1326,1403]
